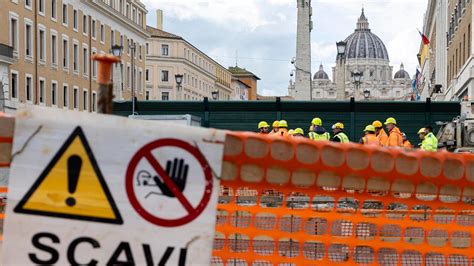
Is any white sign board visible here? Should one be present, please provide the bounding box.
[3,107,225,265]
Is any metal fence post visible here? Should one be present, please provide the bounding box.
[276,97,282,120]
[350,97,356,141]
[203,97,210,128]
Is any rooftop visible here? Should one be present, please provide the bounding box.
[229,66,261,80]
[146,26,182,39]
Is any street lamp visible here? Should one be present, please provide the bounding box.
[175,74,183,100]
[336,41,347,100]
[363,89,371,99]
[212,90,219,100]
[110,45,123,57]
[351,71,362,86]
[129,43,137,115]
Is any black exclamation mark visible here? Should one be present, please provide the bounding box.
[66,155,82,207]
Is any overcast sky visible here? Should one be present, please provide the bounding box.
[143,0,428,96]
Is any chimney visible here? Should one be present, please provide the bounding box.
[156,9,163,30]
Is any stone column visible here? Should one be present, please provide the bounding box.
[336,60,346,100]
[294,0,312,100]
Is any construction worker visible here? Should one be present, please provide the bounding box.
[373,120,388,145]
[360,125,380,145]
[269,121,279,135]
[257,121,270,134]
[384,117,403,147]
[418,126,438,152]
[331,123,349,143]
[278,120,289,137]
[288,129,295,136]
[402,133,413,149]
[293,128,305,137]
[308,117,331,141]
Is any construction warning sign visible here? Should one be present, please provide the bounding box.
[3,107,225,265]
[14,127,122,224]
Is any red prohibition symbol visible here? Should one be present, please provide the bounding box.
[126,139,213,227]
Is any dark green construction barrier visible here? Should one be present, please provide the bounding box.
[113,98,460,145]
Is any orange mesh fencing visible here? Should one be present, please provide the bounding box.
[212,132,474,265]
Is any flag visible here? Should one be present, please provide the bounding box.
[418,30,430,45]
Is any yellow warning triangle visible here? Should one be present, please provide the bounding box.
[14,127,122,224]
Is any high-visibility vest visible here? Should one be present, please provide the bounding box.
[309,132,331,141]
[334,132,349,143]
[421,133,438,152]
[403,140,413,149]
[362,134,380,145]
[377,129,389,145]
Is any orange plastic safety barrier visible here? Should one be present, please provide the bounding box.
[212,132,474,265]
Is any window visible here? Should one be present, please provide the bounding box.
[73,43,79,72]
[138,12,142,26]
[161,70,169,82]
[139,45,142,60]
[146,43,149,55]
[11,71,18,99]
[146,69,150,81]
[38,0,45,15]
[161,44,169,56]
[127,65,131,88]
[132,7,136,22]
[92,49,97,78]
[126,3,130,18]
[73,87,78,109]
[162,92,169,101]
[83,46,88,76]
[51,81,57,106]
[83,90,88,111]
[120,63,124,91]
[51,0,57,20]
[100,24,105,43]
[73,9,78,30]
[9,14,19,54]
[82,15,87,35]
[39,78,45,104]
[63,85,68,108]
[91,20,96,39]
[62,4,68,25]
[139,70,142,91]
[92,92,97,112]
[62,36,69,69]
[25,22,32,58]
[38,28,46,62]
[145,91,150,100]
[48,33,57,66]
[111,30,114,46]
[26,75,32,102]
[25,0,32,9]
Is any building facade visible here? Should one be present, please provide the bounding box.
[146,23,234,101]
[288,9,413,101]
[228,66,260,100]
[443,0,472,100]
[418,0,449,100]
[0,0,148,113]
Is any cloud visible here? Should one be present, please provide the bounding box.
[143,0,428,96]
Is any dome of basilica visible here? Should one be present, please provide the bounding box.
[343,9,389,61]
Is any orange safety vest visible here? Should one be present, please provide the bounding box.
[403,140,413,149]
[278,128,289,137]
[385,127,403,147]
[377,129,389,145]
[362,134,380,145]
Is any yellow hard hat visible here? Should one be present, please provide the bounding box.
[372,120,383,128]
[272,120,279,128]
[364,125,376,132]
[311,118,322,126]
[288,129,295,135]
[258,121,269,129]
[332,122,344,130]
[418,128,426,134]
[279,120,288,128]
[384,117,397,125]
[294,128,304,135]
